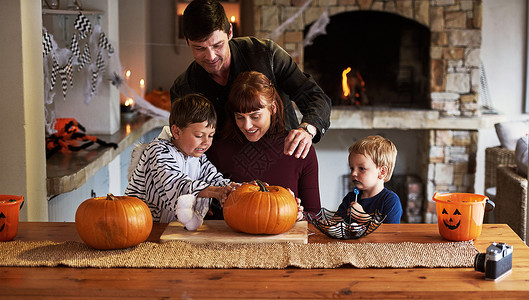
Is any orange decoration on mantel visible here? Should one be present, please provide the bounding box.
[145,90,171,112]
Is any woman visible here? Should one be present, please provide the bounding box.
[208,71,321,215]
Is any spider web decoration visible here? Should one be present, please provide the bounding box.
[269,0,312,41]
[479,62,497,114]
[305,207,385,239]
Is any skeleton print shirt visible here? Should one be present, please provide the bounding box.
[125,138,231,222]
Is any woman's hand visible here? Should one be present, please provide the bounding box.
[284,127,313,159]
[286,188,304,221]
[295,196,304,221]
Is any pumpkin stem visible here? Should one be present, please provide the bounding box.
[106,193,116,200]
[255,180,269,192]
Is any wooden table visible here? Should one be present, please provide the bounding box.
[1,223,528,299]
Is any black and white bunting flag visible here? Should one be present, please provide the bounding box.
[50,56,59,90]
[90,69,99,96]
[96,51,105,74]
[98,32,114,54]
[70,33,80,59]
[58,56,74,98]
[59,66,68,98]
[42,30,52,56]
[66,56,73,86]
[74,12,92,40]
[78,43,91,71]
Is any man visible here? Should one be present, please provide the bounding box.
[170,0,331,159]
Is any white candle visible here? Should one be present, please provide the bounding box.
[125,70,131,84]
[140,79,145,98]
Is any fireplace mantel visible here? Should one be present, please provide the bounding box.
[329,107,505,130]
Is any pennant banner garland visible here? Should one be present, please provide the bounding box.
[42,12,116,134]
[74,12,92,40]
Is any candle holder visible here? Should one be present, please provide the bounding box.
[120,104,134,113]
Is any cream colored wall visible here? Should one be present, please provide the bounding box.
[119,0,148,100]
[148,0,194,92]
[0,0,47,221]
[476,0,528,195]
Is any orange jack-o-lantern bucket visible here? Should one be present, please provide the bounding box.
[433,192,495,241]
[0,195,24,242]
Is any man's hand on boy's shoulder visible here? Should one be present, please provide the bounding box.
[284,124,315,159]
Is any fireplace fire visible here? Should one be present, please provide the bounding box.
[341,67,368,106]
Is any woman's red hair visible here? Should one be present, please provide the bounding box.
[222,71,285,142]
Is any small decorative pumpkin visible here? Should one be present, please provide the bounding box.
[75,194,153,250]
[223,180,298,235]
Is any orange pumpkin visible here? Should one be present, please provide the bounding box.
[223,180,298,235]
[0,195,24,242]
[75,194,153,250]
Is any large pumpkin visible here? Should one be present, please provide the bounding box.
[223,180,298,235]
[75,194,153,250]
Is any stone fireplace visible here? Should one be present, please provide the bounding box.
[251,0,498,223]
[304,9,431,108]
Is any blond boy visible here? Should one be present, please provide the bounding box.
[336,135,403,223]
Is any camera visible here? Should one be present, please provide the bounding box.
[474,242,513,280]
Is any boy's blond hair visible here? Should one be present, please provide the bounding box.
[349,135,397,182]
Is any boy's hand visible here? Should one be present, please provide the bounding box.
[347,202,370,224]
[197,185,236,206]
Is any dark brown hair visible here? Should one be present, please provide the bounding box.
[169,93,217,129]
[182,0,231,42]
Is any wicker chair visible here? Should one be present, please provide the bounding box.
[495,165,527,243]
[485,146,516,190]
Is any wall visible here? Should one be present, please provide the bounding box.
[119,0,148,100]
[477,0,528,194]
[149,0,194,93]
[0,0,48,221]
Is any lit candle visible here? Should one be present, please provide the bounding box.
[125,98,134,108]
[140,79,145,98]
[230,16,237,36]
[125,70,131,84]
[121,98,134,113]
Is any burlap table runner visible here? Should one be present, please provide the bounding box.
[0,240,478,269]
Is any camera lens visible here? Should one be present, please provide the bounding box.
[474,253,486,272]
